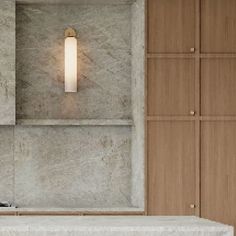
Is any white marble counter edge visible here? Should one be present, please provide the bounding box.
[0,207,144,212]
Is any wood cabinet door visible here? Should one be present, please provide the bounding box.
[148,121,196,215]
[201,0,236,53]
[201,59,236,116]
[148,0,195,53]
[147,59,195,116]
[201,122,236,228]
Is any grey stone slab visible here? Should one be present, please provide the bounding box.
[14,126,132,208]
[0,127,14,203]
[0,207,143,213]
[16,0,135,5]
[0,216,233,236]
[131,0,145,209]
[17,119,133,126]
[0,0,15,125]
[16,4,131,119]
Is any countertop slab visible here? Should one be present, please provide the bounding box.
[0,216,233,236]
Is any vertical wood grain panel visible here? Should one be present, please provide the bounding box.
[148,121,196,215]
[201,59,236,116]
[201,0,236,53]
[201,122,236,228]
[147,59,195,116]
[148,0,195,53]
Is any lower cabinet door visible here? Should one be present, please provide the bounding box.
[147,121,196,215]
[201,122,236,229]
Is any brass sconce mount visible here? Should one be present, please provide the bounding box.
[64,27,77,38]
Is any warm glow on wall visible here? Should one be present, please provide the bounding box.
[64,28,77,92]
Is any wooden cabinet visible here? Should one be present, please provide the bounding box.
[201,122,236,228]
[147,0,236,229]
[200,1,236,231]
[148,0,195,53]
[148,121,196,215]
[147,58,195,116]
[201,59,236,115]
[147,0,198,216]
[201,0,236,53]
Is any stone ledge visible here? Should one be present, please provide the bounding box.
[0,216,233,236]
[16,119,133,126]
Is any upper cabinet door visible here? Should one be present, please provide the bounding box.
[0,0,15,125]
[201,0,236,53]
[201,59,236,116]
[147,58,195,116]
[148,0,195,53]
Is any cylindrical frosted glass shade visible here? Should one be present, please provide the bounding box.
[65,37,77,92]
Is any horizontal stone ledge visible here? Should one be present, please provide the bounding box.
[0,216,233,236]
[16,119,133,126]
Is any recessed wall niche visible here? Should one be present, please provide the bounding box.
[0,0,145,213]
[16,2,132,120]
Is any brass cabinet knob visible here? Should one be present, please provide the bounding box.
[190,110,195,116]
[190,204,196,209]
[190,47,195,52]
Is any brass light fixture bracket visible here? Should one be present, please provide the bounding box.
[64,27,77,37]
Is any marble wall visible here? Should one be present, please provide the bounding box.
[14,126,132,208]
[0,126,132,208]
[0,128,14,203]
[0,0,15,125]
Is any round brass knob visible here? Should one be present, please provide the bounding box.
[190,204,196,209]
[190,110,195,116]
[190,47,195,52]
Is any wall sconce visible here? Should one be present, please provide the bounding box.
[64,28,77,93]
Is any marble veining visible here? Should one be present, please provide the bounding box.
[14,126,132,208]
[0,216,233,236]
[16,4,132,119]
[0,0,15,124]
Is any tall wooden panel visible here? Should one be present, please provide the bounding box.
[147,0,198,216]
[148,121,196,215]
[201,59,236,116]
[148,0,195,53]
[147,0,236,229]
[200,0,236,233]
[201,122,236,228]
[201,0,236,53]
[147,59,195,116]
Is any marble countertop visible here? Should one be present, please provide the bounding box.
[0,207,143,213]
[0,216,233,236]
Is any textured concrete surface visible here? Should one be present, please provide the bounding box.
[14,126,132,208]
[0,127,14,203]
[0,216,233,236]
[131,0,145,209]
[16,0,135,4]
[0,0,15,124]
[0,0,145,210]
[16,4,132,119]
[17,119,133,126]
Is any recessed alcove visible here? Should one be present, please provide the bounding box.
[16,1,132,121]
[0,0,145,214]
